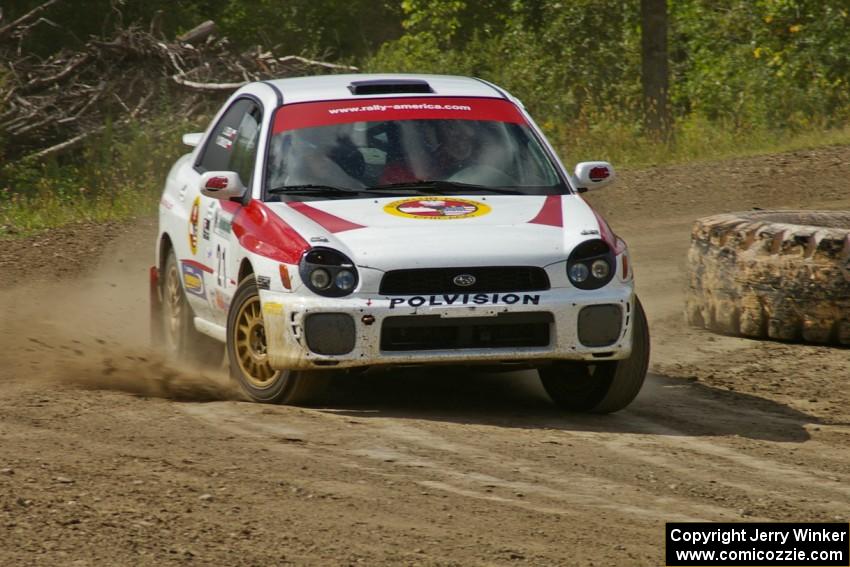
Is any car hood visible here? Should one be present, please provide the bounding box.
[264,194,606,270]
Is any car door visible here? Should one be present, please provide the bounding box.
[194,98,263,326]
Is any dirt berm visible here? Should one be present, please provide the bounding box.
[1,147,848,566]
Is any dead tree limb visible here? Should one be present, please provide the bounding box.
[2,15,358,161]
[0,0,61,40]
[277,55,358,71]
[177,20,216,45]
[172,74,246,91]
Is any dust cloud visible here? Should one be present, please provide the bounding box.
[0,227,239,401]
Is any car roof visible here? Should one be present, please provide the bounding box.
[265,73,506,105]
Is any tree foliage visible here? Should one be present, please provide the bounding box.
[369,0,850,135]
[4,0,850,138]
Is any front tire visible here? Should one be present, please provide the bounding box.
[539,297,650,413]
[226,276,328,404]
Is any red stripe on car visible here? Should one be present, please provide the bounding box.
[528,195,563,227]
[232,200,310,264]
[220,201,241,214]
[287,201,365,233]
[589,207,626,254]
[272,97,526,133]
[180,259,214,273]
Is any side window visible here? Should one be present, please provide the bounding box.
[228,107,261,187]
[197,99,262,187]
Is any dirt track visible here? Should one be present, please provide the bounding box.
[1,147,849,565]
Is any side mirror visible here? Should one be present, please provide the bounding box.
[200,171,246,201]
[182,132,203,147]
[573,161,615,192]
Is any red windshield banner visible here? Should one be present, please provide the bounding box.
[272,97,526,133]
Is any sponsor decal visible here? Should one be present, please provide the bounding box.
[214,211,232,236]
[213,289,230,311]
[256,275,271,290]
[160,197,173,210]
[188,196,200,255]
[384,197,491,220]
[214,135,233,150]
[181,263,206,298]
[589,166,610,181]
[273,97,526,133]
[388,293,540,309]
[263,302,284,316]
[202,217,211,240]
[222,126,238,140]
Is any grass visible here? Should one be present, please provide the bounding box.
[555,115,850,169]
[2,111,849,237]
[0,186,160,235]
[0,115,205,237]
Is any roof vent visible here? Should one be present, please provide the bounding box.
[348,79,434,95]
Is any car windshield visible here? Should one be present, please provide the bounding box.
[265,97,565,198]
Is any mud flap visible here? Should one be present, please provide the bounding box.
[149,266,163,347]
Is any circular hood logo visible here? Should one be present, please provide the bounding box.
[453,274,476,287]
[384,197,491,220]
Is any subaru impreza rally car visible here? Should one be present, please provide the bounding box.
[152,74,649,412]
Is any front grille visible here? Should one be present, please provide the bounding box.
[379,266,550,295]
[380,312,553,351]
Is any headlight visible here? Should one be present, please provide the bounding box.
[567,239,615,290]
[569,263,589,283]
[591,259,610,279]
[299,248,359,297]
[310,268,331,289]
[335,269,356,291]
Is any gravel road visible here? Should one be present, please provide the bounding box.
[1,147,848,566]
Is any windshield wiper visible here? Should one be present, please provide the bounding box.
[268,184,403,197]
[368,180,523,195]
[269,184,357,194]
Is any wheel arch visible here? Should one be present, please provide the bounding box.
[238,258,255,283]
[158,233,174,273]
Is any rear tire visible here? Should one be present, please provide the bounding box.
[160,251,223,367]
[539,297,649,413]
[226,276,329,404]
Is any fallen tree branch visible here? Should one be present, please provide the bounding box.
[2,16,357,161]
[277,55,358,71]
[177,20,215,45]
[26,127,103,160]
[25,89,154,160]
[0,0,61,40]
[19,53,91,93]
[171,74,245,91]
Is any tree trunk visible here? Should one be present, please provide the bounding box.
[640,0,670,139]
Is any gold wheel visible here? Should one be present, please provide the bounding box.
[233,295,280,389]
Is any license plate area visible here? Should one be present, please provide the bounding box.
[380,312,553,351]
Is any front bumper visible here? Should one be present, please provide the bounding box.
[260,286,636,370]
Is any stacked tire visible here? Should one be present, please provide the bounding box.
[685,210,850,345]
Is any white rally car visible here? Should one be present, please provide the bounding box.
[152,74,649,412]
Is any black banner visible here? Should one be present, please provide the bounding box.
[666,523,849,566]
